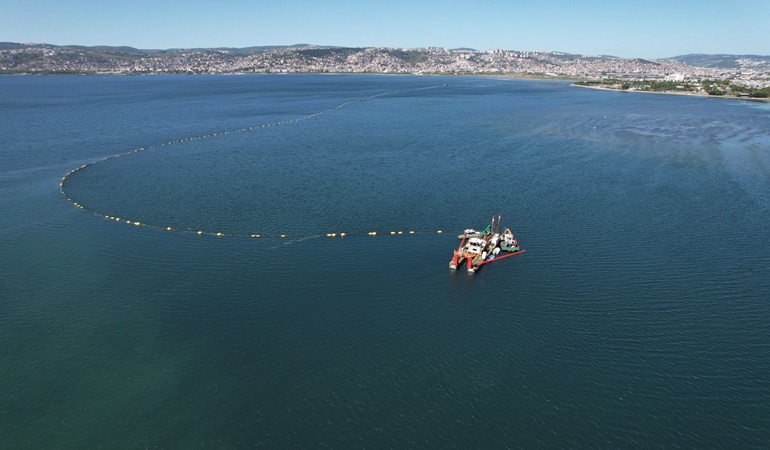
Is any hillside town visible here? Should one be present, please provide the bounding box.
[2,43,769,90]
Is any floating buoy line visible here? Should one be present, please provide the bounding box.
[60,84,454,239]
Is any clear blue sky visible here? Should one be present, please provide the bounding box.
[2,0,768,58]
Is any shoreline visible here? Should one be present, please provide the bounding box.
[572,83,770,103]
[3,70,768,103]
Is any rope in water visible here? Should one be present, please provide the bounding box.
[60,84,454,239]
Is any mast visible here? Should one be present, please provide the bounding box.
[490,215,496,236]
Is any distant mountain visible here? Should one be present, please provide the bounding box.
[668,54,770,69]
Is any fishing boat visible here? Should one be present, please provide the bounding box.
[449,214,525,273]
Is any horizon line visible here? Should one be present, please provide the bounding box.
[5,41,770,60]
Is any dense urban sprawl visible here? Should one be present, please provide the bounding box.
[2,43,769,90]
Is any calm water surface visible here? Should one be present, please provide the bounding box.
[1,74,769,448]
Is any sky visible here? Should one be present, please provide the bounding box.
[2,0,768,59]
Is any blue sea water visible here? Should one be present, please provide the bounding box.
[1,74,770,448]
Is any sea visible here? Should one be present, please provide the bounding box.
[1,74,769,448]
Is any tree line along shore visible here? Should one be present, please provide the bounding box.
[574,79,769,100]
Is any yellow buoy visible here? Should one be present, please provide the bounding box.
[216,232,223,237]
[390,231,396,235]
[409,231,415,234]
[280,234,286,238]
[134,222,141,226]
[167,227,172,231]
[197,231,203,235]
[398,231,403,235]
[340,233,346,237]
[437,230,443,234]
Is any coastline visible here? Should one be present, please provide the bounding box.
[572,83,770,102]
[3,70,767,103]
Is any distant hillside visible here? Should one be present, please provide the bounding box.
[0,43,326,55]
[67,45,147,54]
[0,42,29,50]
[0,42,705,76]
[669,54,770,69]
[0,42,767,90]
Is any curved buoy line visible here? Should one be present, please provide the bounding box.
[60,85,452,239]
